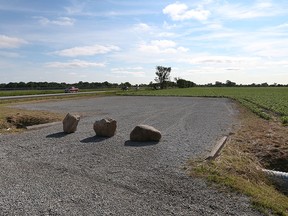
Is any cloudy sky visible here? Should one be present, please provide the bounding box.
[1,0,288,85]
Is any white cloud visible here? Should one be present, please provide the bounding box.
[216,1,281,20]
[242,39,288,57]
[111,67,145,77]
[157,32,177,38]
[255,0,273,9]
[133,23,152,32]
[263,60,288,67]
[150,40,176,48]
[180,55,261,65]
[45,59,105,68]
[275,23,288,29]
[163,2,210,21]
[54,45,120,57]
[64,1,87,15]
[111,67,143,71]
[36,16,75,26]
[0,35,27,48]
[133,22,177,39]
[138,39,188,54]
[163,21,178,30]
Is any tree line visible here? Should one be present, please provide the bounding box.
[202,80,288,87]
[0,81,132,90]
[1,66,287,90]
[153,66,288,88]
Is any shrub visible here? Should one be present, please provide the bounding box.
[281,116,288,125]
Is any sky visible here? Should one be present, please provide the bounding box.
[1,0,288,85]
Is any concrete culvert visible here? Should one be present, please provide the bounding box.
[262,169,288,195]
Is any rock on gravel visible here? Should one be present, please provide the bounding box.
[130,124,161,142]
[63,113,80,133]
[0,96,263,215]
[93,118,117,137]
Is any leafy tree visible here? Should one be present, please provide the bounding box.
[123,82,132,87]
[215,81,222,87]
[175,78,196,88]
[155,66,171,89]
[261,82,269,87]
[226,80,236,87]
[120,82,131,90]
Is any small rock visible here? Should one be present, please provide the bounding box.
[93,118,117,137]
[63,113,80,133]
[130,124,161,142]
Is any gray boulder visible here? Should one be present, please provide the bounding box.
[63,113,80,133]
[130,124,161,142]
[93,118,117,137]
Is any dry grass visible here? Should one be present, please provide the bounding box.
[0,104,64,133]
[188,104,288,216]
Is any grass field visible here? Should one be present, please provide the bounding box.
[0,89,63,96]
[119,87,288,124]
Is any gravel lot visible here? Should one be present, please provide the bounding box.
[0,96,262,215]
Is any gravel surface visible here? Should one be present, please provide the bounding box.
[0,96,263,215]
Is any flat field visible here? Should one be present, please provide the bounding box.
[119,87,288,124]
[0,88,116,97]
[0,89,63,96]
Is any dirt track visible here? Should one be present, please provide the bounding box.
[0,96,263,215]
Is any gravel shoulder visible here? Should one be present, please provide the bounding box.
[0,96,263,215]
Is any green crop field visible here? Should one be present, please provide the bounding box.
[118,87,288,124]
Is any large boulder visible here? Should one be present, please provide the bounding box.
[63,113,80,133]
[130,125,161,142]
[93,118,117,137]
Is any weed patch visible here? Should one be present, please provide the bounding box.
[281,116,288,125]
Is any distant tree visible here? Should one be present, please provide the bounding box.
[261,82,269,87]
[225,80,236,87]
[176,78,196,88]
[123,82,132,87]
[103,81,111,88]
[18,82,26,88]
[120,82,131,90]
[155,66,171,89]
[6,82,19,89]
[215,81,223,87]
